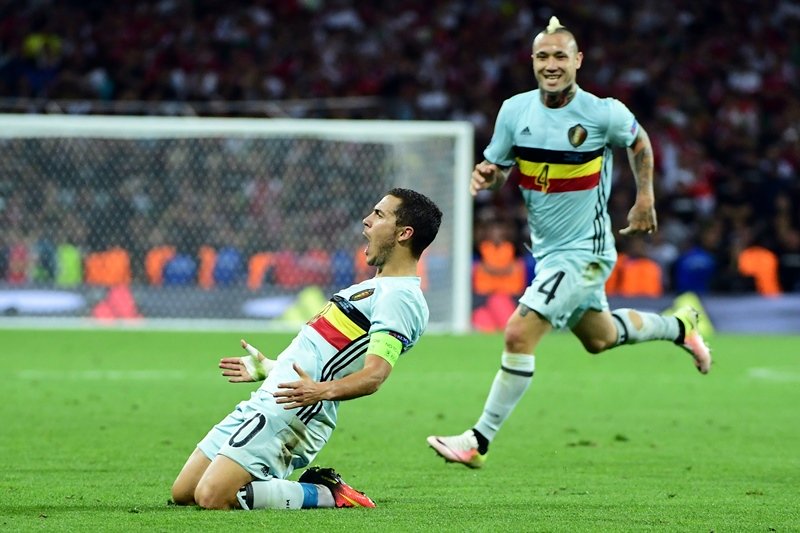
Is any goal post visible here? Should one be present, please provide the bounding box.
[0,114,474,332]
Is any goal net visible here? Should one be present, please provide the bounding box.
[0,115,473,332]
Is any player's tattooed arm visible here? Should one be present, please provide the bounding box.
[621,126,658,235]
[627,127,655,202]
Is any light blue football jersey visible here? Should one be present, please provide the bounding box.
[484,86,639,261]
[199,276,429,479]
[263,276,428,429]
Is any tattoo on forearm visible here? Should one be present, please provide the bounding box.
[633,143,654,191]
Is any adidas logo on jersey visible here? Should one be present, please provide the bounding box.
[520,127,531,135]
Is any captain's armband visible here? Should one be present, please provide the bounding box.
[367,332,404,367]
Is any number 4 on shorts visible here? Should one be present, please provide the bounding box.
[536,271,565,304]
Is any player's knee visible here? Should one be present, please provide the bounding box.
[504,310,547,353]
[170,479,195,506]
[194,481,235,510]
[504,326,530,354]
[582,338,610,354]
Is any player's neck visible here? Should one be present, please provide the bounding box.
[375,256,419,278]
[541,84,576,108]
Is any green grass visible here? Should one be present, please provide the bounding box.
[1,329,799,532]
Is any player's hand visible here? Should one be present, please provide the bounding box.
[218,338,274,383]
[470,162,500,196]
[274,362,327,409]
[619,200,657,236]
[219,356,256,382]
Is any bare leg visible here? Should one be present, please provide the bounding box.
[570,309,618,354]
[426,304,546,467]
[194,454,253,510]
[171,448,212,506]
[473,304,546,443]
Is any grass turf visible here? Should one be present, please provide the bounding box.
[1,329,799,531]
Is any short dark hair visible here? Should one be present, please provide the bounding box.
[387,187,442,258]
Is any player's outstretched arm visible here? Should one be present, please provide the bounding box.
[470,160,511,196]
[620,127,658,235]
[219,338,276,383]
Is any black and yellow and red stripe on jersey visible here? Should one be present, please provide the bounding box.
[515,146,604,194]
[307,295,370,351]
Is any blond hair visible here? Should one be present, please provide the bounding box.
[545,16,566,34]
[535,15,578,52]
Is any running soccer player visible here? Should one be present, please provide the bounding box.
[427,17,711,469]
[171,188,442,509]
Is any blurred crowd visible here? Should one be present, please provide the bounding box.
[0,135,401,292]
[1,0,799,296]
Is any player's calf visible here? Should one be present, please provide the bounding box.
[610,308,680,346]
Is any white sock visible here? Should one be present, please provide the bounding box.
[237,479,335,510]
[473,352,535,442]
[611,308,680,345]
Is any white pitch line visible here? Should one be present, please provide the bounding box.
[747,368,800,383]
[16,370,189,381]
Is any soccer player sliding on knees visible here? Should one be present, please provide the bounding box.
[171,188,442,509]
[427,16,711,469]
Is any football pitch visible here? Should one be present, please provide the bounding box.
[1,328,798,532]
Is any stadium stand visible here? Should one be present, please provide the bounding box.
[0,1,797,320]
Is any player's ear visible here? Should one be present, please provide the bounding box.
[397,226,414,243]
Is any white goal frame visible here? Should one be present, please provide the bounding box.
[0,114,474,333]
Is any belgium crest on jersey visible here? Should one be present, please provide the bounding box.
[568,124,588,147]
[349,288,374,301]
